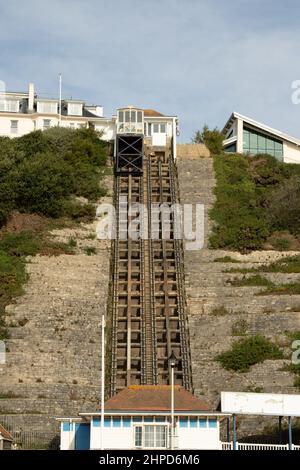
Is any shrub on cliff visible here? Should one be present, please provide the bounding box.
[0,127,108,226]
[210,152,300,251]
[216,335,283,372]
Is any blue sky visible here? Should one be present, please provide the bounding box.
[1,0,300,141]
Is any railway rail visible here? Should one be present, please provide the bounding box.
[110,153,192,395]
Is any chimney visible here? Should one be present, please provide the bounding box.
[28,82,35,112]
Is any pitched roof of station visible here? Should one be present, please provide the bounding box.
[102,385,211,412]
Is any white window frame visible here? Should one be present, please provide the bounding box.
[68,103,83,116]
[133,424,168,449]
[10,120,18,134]
[150,122,167,134]
[37,101,58,114]
[117,108,144,134]
[43,119,51,130]
[0,99,19,113]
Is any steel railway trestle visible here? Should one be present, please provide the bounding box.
[110,154,193,395]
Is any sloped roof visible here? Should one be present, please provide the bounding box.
[0,424,13,441]
[143,109,164,117]
[104,386,211,412]
[223,111,300,146]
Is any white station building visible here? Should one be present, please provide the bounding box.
[0,83,178,158]
[223,112,300,164]
[58,386,227,450]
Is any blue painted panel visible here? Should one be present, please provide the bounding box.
[144,417,153,423]
[112,417,121,427]
[208,419,217,428]
[123,418,131,427]
[155,417,165,423]
[75,423,90,450]
[199,419,207,428]
[104,418,111,427]
[63,422,70,432]
[93,418,100,427]
[179,418,188,428]
[190,418,197,428]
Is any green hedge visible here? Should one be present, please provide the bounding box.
[210,153,300,251]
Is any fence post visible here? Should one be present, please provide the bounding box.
[233,415,237,450]
[288,416,293,450]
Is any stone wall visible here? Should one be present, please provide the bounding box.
[0,187,112,447]
[177,144,210,160]
[177,155,300,439]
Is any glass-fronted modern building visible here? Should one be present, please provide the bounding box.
[222,112,300,164]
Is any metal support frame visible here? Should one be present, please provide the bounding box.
[116,134,143,173]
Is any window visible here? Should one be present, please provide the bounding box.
[224,143,236,153]
[152,123,166,134]
[190,418,197,428]
[155,426,166,447]
[68,103,82,116]
[112,417,121,428]
[0,99,19,112]
[199,418,207,428]
[123,418,131,427]
[134,425,167,449]
[135,426,142,447]
[104,418,111,427]
[133,416,142,423]
[37,101,58,114]
[243,126,283,160]
[144,417,153,423]
[43,119,51,130]
[93,418,100,427]
[10,120,18,134]
[155,417,165,423]
[144,426,155,447]
[208,419,217,428]
[63,422,70,432]
[179,418,188,428]
[131,110,136,122]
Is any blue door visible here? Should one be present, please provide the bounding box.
[75,423,90,450]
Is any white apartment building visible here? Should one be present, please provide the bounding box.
[0,83,107,137]
[0,83,178,158]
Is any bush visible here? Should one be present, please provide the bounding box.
[0,127,108,226]
[192,124,224,155]
[266,175,300,237]
[217,335,283,372]
[209,152,300,251]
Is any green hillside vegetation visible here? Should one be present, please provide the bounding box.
[210,153,300,252]
[0,127,108,225]
[0,127,109,339]
[217,335,283,372]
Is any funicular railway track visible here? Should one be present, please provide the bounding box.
[110,154,192,396]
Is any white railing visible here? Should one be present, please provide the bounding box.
[222,442,300,451]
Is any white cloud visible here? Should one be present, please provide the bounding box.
[0,0,300,140]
